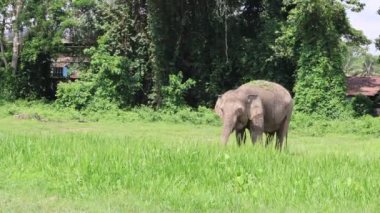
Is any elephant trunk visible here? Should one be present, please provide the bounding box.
[221,116,235,145]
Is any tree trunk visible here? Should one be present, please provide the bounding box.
[0,11,8,69]
[11,0,24,75]
[147,0,164,108]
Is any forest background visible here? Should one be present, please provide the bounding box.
[1,0,380,118]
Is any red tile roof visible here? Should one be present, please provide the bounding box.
[346,76,380,96]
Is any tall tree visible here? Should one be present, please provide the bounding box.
[376,7,380,59]
[0,0,70,98]
[10,0,24,75]
[0,4,8,69]
[362,54,376,76]
[1,0,372,113]
[281,0,368,117]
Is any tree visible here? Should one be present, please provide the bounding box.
[75,0,152,106]
[0,2,8,69]
[1,0,373,115]
[282,0,368,118]
[343,45,365,75]
[376,7,380,61]
[362,53,376,76]
[10,0,24,75]
[0,0,70,98]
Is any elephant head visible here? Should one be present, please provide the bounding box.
[214,91,261,145]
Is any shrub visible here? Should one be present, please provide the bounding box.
[55,81,94,110]
[0,70,17,101]
[351,95,373,117]
[290,112,380,137]
[86,97,118,112]
[162,72,195,110]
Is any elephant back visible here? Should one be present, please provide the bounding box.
[239,80,292,103]
[238,80,292,131]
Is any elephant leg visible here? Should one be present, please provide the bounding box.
[265,132,275,147]
[243,124,250,144]
[275,116,290,150]
[275,130,282,150]
[235,129,246,146]
[242,129,247,144]
[249,125,263,145]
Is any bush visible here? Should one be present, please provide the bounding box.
[86,97,118,112]
[1,100,379,138]
[291,112,380,137]
[55,81,94,110]
[0,70,17,101]
[162,72,195,110]
[351,95,373,117]
[55,80,119,113]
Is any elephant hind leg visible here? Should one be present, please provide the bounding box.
[265,132,275,147]
[275,130,282,150]
[275,116,291,150]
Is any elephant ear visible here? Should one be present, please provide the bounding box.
[247,95,264,127]
[214,95,223,118]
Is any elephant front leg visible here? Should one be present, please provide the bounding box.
[249,125,263,145]
[235,129,246,146]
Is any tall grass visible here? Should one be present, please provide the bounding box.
[0,100,220,125]
[1,117,380,211]
[1,100,380,136]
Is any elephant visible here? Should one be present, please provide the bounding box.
[214,80,293,149]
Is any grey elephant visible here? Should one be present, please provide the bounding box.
[214,80,293,149]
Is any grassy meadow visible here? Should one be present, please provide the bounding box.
[0,102,380,212]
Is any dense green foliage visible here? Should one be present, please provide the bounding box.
[55,81,95,111]
[351,95,374,117]
[0,0,374,117]
[162,72,195,109]
[0,0,69,99]
[281,0,366,118]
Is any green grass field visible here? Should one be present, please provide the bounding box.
[1,110,380,212]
